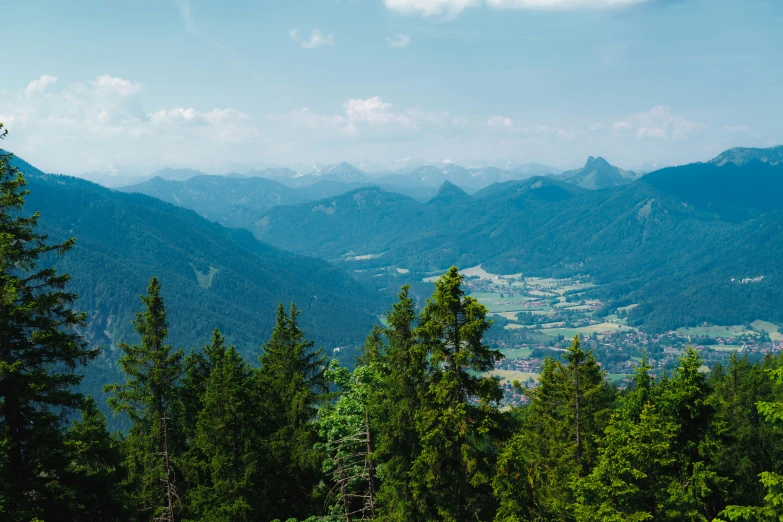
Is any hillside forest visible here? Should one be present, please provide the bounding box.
[4,126,783,522]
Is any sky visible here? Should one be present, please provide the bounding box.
[2,0,782,175]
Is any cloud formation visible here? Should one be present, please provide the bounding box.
[274,96,467,141]
[384,0,649,17]
[176,0,196,35]
[289,29,335,49]
[386,34,412,48]
[612,105,701,140]
[1,74,257,172]
[24,75,58,97]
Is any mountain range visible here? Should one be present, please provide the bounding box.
[6,151,389,405]
[11,144,783,341]
[246,150,783,332]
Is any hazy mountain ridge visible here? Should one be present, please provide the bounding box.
[710,145,783,167]
[555,156,638,190]
[251,155,783,331]
[8,155,387,362]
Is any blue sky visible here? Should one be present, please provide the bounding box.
[2,0,782,174]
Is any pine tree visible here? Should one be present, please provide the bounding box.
[575,402,681,521]
[410,267,504,521]
[372,285,428,520]
[0,129,99,521]
[105,277,185,520]
[62,396,130,521]
[708,354,783,512]
[188,345,261,521]
[718,358,783,521]
[257,302,328,520]
[181,328,227,441]
[561,335,614,474]
[495,337,613,521]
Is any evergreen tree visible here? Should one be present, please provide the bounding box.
[495,337,613,521]
[62,397,130,521]
[577,350,726,522]
[105,277,185,520]
[372,285,428,520]
[257,302,328,520]
[561,335,614,474]
[0,129,99,521]
[708,354,783,512]
[575,402,682,521]
[188,345,261,521]
[494,357,568,521]
[181,328,227,441]
[410,267,504,521]
[719,358,783,521]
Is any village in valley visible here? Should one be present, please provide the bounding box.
[434,266,783,407]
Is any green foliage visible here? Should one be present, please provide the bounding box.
[187,345,262,521]
[317,360,379,520]
[61,397,130,521]
[494,337,614,521]
[410,267,504,521]
[104,277,185,519]
[371,285,428,520]
[0,136,99,521]
[718,364,783,521]
[257,303,329,520]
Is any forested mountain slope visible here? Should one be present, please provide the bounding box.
[5,156,387,367]
[253,161,783,331]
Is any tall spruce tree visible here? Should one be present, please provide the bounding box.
[708,354,783,512]
[410,267,504,521]
[0,127,99,521]
[188,345,262,521]
[257,302,328,520]
[105,277,185,520]
[372,285,428,520]
[62,397,130,521]
[561,335,615,474]
[494,337,613,521]
[719,357,783,521]
[181,328,227,441]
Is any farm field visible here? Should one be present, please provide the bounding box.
[488,369,540,384]
[499,347,533,359]
[416,265,783,407]
[677,325,750,337]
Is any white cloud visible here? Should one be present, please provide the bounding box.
[384,0,650,17]
[386,34,412,48]
[723,124,750,133]
[486,0,646,8]
[274,96,468,140]
[176,0,196,35]
[344,97,415,128]
[612,105,701,140]
[488,116,513,128]
[1,74,258,172]
[384,0,480,17]
[24,75,58,97]
[289,29,335,49]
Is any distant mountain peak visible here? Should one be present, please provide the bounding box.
[557,156,635,190]
[430,180,471,204]
[584,156,611,169]
[709,145,783,167]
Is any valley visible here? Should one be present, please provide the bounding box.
[414,265,783,406]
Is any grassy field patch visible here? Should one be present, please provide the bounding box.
[488,369,540,383]
[500,347,533,359]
